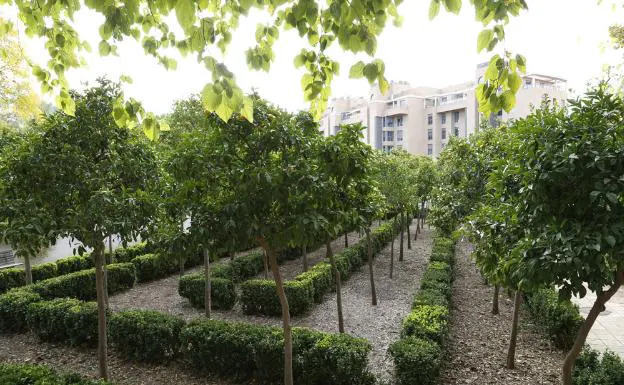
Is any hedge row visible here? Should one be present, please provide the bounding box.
[0,262,59,294]
[239,220,404,317]
[573,346,624,385]
[524,287,584,350]
[177,274,236,310]
[389,235,456,385]
[0,363,113,384]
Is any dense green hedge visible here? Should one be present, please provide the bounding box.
[238,220,403,317]
[109,310,186,362]
[29,262,136,301]
[573,347,624,385]
[389,235,456,385]
[178,273,236,310]
[0,289,43,333]
[181,319,373,384]
[0,268,23,294]
[113,242,152,263]
[231,251,264,281]
[27,298,100,346]
[0,363,113,384]
[132,253,178,282]
[56,254,93,275]
[525,287,584,350]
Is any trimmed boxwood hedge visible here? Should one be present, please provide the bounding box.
[0,268,24,294]
[181,319,373,385]
[132,253,178,282]
[230,251,264,282]
[401,305,449,344]
[178,273,236,310]
[240,278,314,316]
[388,336,442,385]
[26,298,100,346]
[0,363,113,384]
[56,254,93,275]
[114,242,152,263]
[109,310,186,362]
[573,347,624,385]
[0,289,43,333]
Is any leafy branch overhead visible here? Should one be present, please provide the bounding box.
[2,0,527,121]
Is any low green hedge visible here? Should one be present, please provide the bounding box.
[178,273,236,310]
[26,298,100,346]
[0,363,113,384]
[295,262,333,303]
[31,262,58,282]
[29,262,136,301]
[231,251,264,281]
[0,268,24,294]
[0,289,43,333]
[401,305,449,344]
[181,319,373,384]
[388,336,442,385]
[573,347,624,385]
[211,263,234,280]
[56,254,93,275]
[240,278,314,316]
[114,242,151,263]
[525,287,584,350]
[131,253,178,282]
[109,310,186,362]
[412,288,449,308]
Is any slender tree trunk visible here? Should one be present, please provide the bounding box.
[344,232,349,248]
[258,238,293,385]
[506,291,522,369]
[103,242,109,309]
[302,245,308,272]
[326,241,344,333]
[415,207,420,238]
[366,228,377,305]
[492,285,500,315]
[390,235,395,279]
[421,201,426,227]
[23,254,32,285]
[203,248,211,318]
[399,212,405,262]
[179,256,185,276]
[406,214,412,250]
[562,271,624,385]
[108,236,114,264]
[263,250,269,279]
[94,241,109,380]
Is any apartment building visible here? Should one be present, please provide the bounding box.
[320,63,568,157]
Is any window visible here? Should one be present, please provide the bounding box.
[384,131,394,141]
[454,127,459,137]
[427,128,432,141]
[427,114,433,125]
[441,127,446,140]
[397,130,404,142]
[427,144,433,155]
[440,96,447,104]
[399,99,407,107]
[386,117,394,127]
[396,116,404,127]
[452,111,460,123]
[441,113,446,124]
[497,110,503,117]
[333,126,341,135]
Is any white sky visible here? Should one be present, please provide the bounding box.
[4,0,624,114]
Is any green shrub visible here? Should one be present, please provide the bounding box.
[27,298,99,346]
[31,262,58,282]
[240,278,314,316]
[420,278,452,300]
[525,288,584,349]
[432,237,455,255]
[0,363,113,384]
[231,251,264,281]
[114,242,150,263]
[0,289,43,333]
[56,254,93,275]
[109,310,186,362]
[30,262,135,301]
[296,262,333,303]
[181,319,373,384]
[421,264,453,286]
[402,305,449,344]
[132,253,177,282]
[178,273,236,310]
[429,249,454,265]
[388,336,442,385]
[412,289,449,309]
[0,268,24,294]
[211,263,234,280]
[573,347,624,385]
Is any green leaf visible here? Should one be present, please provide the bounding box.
[349,61,365,79]
[443,0,461,14]
[241,97,254,122]
[605,235,616,247]
[201,85,221,110]
[293,54,305,68]
[500,90,516,113]
[120,75,133,84]
[176,0,196,32]
[215,100,234,121]
[477,29,494,53]
[98,40,111,56]
[363,64,378,83]
[508,72,521,93]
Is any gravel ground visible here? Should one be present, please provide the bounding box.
[438,240,565,385]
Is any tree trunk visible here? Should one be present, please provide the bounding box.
[23,254,32,285]
[366,228,377,306]
[94,241,109,380]
[399,212,405,262]
[492,285,500,315]
[179,256,185,277]
[406,214,412,250]
[103,243,109,309]
[562,271,624,385]
[326,241,344,333]
[344,232,349,248]
[108,236,114,264]
[506,290,522,369]
[390,236,395,279]
[259,238,294,385]
[421,201,426,227]
[263,250,269,279]
[302,245,308,272]
[203,248,211,318]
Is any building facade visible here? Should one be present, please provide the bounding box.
[320,63,567,157]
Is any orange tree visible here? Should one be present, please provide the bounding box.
[1,79,160,380]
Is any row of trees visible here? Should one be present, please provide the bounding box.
[0,80,435,385]
[429,85,624,385]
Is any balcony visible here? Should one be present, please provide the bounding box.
[385,105,408,116]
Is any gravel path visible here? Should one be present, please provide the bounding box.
[438,240,565,385]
